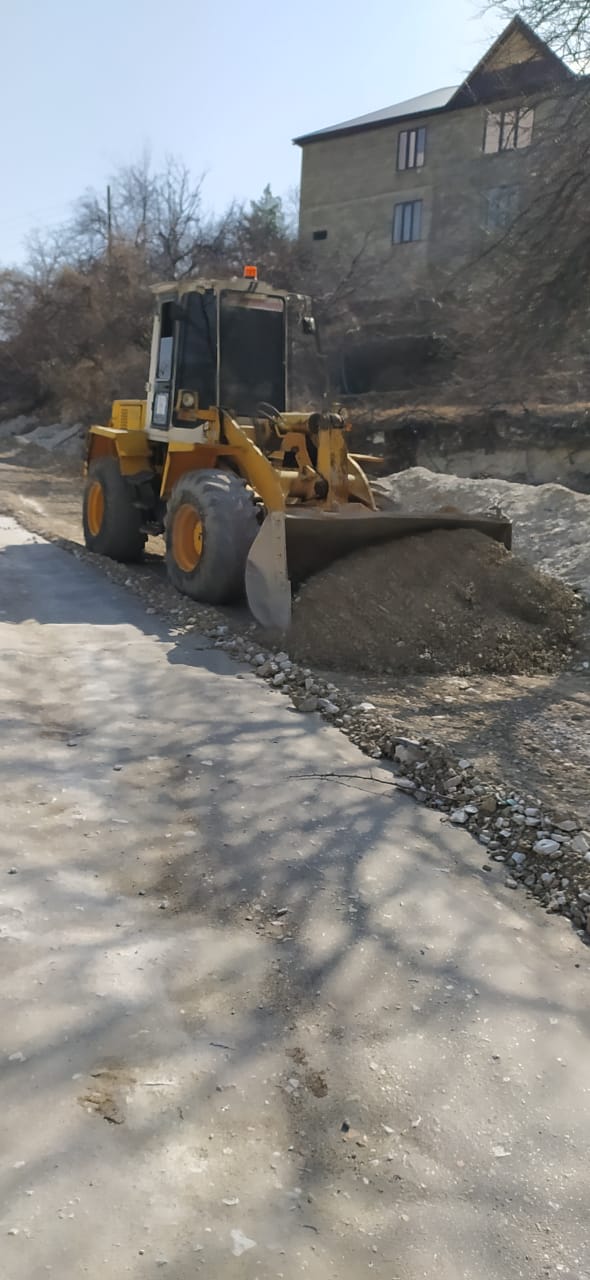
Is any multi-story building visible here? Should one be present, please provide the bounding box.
[295,17,574,308]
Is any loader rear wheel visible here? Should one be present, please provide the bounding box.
[83,457,146,561]
[166,469,259,604]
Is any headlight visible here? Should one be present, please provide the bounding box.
[181,391,196,408]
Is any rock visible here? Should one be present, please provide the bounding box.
[317,698,339,715]
[295,696,319,713]
[556,820,578,833]
[252,653,266,666]
[395,777,416,792]
[504,877,518,889]
[272,672,286,686]
[480,795,497,814]
[450,808,468,824]
[394,740,425,767]
[586,912,590,934]
[571,833,589,855]
[354,701,376,712]
[444,775,460,792]
[533,839,561,857]
[511,852,526,866]
[257,659,277,678]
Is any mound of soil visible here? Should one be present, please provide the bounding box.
[290,528,581,676]
[374,467,590,600]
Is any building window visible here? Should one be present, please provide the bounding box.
[483,108,534,153]
[486,185,519,231]
[312,229,328,241]
[393,199,423,244]
[397,127,426,170]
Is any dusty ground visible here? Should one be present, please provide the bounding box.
[2,515,589,1280]
[0,441,589,825]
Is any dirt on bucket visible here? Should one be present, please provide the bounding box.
[289,527,582,677]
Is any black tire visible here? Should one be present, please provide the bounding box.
[166,468,260,604]
[83,456,146,562]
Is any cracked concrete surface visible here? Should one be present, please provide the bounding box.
[0,516,588,1279]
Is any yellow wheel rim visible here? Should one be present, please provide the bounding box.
[172,503,204,572]
[87,480,105,536]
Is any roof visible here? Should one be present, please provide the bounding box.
[294,16,573,147]
[294,87,457,146]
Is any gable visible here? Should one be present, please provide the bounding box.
[484,26,543,71]
[448,16,572,109]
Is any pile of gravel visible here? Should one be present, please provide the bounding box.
[290,527,581,676]
[374,467,590,600]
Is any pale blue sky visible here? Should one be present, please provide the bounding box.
[0,0,506,264]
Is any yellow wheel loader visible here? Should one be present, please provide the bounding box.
[83,270,511,630]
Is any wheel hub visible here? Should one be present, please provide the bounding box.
[172,504,204,572]
[87,480,105,536]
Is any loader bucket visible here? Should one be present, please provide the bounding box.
[245,507,512,633]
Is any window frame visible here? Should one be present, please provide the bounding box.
[392,198,423,245]
[483,107,535,154]
[397,126,427,171]
[485,184,520,232]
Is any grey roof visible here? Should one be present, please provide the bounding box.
[294,86,457,145]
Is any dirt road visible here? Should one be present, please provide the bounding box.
[1,515,589,1279]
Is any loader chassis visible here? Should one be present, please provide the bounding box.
[84,275,512,631]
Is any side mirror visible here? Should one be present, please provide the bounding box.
[302,315,316,335]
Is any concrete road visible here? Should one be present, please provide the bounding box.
[0,515,588,1280]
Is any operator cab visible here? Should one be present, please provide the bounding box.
[147,269,314,437]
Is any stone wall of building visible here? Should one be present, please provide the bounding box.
[298,91,556,303]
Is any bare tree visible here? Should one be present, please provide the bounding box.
[493,1,590,66]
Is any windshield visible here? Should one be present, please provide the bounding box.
[219,291,285,416]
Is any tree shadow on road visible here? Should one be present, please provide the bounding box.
[0,534,588,1278]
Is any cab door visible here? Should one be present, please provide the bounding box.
[151,300,177,429]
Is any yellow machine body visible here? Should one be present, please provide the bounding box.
[84,278,512,631]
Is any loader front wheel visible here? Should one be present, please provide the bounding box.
[166,469,259,604]
[83,457,146,561]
